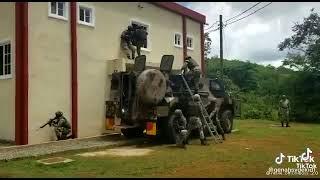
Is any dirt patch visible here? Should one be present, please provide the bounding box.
[76,146,154,157]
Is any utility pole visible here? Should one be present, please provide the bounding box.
[219,15,223,79]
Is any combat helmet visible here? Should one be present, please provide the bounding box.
[174,109,183,117]
[193,94,201,102]
[55,111,63,117]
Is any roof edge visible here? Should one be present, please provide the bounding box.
[151,2,206,24]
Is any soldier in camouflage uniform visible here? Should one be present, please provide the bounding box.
[186,94,208,145]
[181,56,201,94]
[278,95,291,127]
[208,97,226,140]
[131,24,148,58]
[47,111,72,140]
[172,109,188,148]
[120,25,135,59]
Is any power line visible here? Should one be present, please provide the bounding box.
[225,2,262,23]
[205,24,226,34]
[205,21,219,30]
[225,2,273,26]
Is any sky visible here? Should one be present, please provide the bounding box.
[177,2,320,67]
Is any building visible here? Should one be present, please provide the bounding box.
[0,2,206,145]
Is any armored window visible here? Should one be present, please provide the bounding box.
[78,4,95,27]
[174,33,182,48]
[48,2,68,21]
[187,36,194,50]
[131,21,149,50]
[0,41,12,79]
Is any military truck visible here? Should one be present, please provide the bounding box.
[106,55,240,143]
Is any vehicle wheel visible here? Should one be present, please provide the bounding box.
[166,114,177,144]
[121,127,144,138]
[221,110,233,133]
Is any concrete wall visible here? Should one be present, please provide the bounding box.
[0,3,15,141]
[28,2,71,144]
[186,18,201,70]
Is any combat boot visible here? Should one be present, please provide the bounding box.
[200,139,208,146]
[222,134,226,140]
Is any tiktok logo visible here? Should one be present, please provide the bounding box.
[275,153,286,165]
[301,148,314,162]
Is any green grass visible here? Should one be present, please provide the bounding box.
[0,119,319,178]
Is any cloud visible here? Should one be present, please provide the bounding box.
[178,2,320,67]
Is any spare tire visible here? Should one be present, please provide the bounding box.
[136,69,166,106]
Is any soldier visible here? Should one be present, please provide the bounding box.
[120,25,135,59]
[172,109,188,148]
[42,111,72,140]
[132,25,148,58]
[278,95,291,127]
[181,56,201,94]
[208,97,226,140]
[186,94,208,145]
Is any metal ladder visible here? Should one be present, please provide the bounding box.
[180,74,222,143]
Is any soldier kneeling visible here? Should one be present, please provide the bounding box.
[172,109,188,149]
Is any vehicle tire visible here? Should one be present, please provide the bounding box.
[121,127,144,138]
[221,110,233,133]
[166,114,177,144]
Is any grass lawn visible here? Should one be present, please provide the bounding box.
[0,119,319,178]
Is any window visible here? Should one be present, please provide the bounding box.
[78,4,95,27]
[187,36,194,50]
[0,41,12,79]
[48,2,68,21]
[174,33,182,48]
[131,20,150,50]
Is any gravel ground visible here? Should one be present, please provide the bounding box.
[0,134,143,161]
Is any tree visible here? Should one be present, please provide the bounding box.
[204,32,212,59]
[278,9,320,73]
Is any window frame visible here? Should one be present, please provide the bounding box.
[0,40,12,80]
[48,2,69,21]
[77,3,95,27]
[173,32,183,48]
[186,35,194,50]
[130,19,151,52]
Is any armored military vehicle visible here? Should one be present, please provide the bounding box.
[106,55,240,143]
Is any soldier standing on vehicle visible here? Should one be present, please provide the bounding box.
[131,24,148,58]
[172,109,188,148]
[181,56,201,94]
[186,94,208,145]
[278,95,291,127]
[208,98,226,140]
[120,25,135,59]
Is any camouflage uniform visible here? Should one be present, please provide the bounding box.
[278,95,290,127]
[172,109,188,148]
[51,111,71,140]
[132,25,148,58]
[208,97,226,140]
[186,94,207,145]
[181,56,201,94]
[121,26,135,59]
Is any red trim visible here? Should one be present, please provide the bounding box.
[15,2,28,145]
[70,2,78,138]
[200,23,205,76]
[152,2,206,24]
[182,16,187,61]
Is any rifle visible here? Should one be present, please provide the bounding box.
[40,118,55,129]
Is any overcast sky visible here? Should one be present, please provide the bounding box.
[177,2,320,67]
